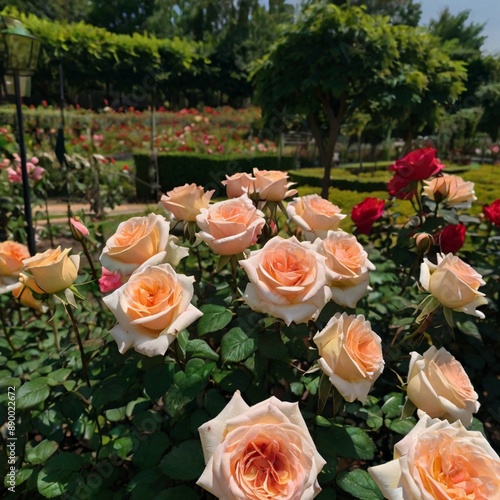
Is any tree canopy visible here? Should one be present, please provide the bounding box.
[252,2,466,198]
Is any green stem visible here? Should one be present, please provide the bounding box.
[65,304,90,387]
[80,239,99,283]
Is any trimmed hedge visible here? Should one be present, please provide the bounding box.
[134,152,295,200]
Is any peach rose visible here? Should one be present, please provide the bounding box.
[100,213,188,275]
[369,412,500,500]
[239,236,332,325]
[286,195,346,240]
[253,168,298,201]
[160,183,214,221]
[102,257,202,357]
[222,172,255,198]
[423,174,476,209]
[0,240,30,293]
[407,346,479,427]
[313,312,384,403]
[9,273,47,312]
[197,390,326,500]
[196,194,265,255]
[310,231,375,308]
[22,246,80,294]
[420,253,487,318]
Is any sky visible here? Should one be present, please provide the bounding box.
[418,0,500,54]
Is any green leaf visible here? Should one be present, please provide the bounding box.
[389,417,416,435]
[26,440,59,465]
[17,378,50,409]
[456,320,481,341]
[381,392,403,419]
[336,469,384,500]
[197,304,232,335]
[127,468,166,499]
[159,440,205,480]
[46,368,72,386]
[221,327,257,363]
[132,431,171,469]
[258,331,288,360]
[316,426,375,460]
[186,339,219,361]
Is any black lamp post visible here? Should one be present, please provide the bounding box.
[0,16,41,255]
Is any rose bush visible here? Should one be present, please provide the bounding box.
[1,151,500,499]
[369,413,500,499]
[407,346,479,427]
[198,390,326,500]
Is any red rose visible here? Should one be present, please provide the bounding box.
[351,197,385,235]
[483,199,500,226]
[387,174,414,200]
[435,223,466,254]
[390,148,444,181]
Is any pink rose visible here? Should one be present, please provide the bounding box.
[252,168,298,201]
[407,346,479,427]
[286,195,346,240]
[70,217,89,241]
[196,194,265,255]
[423,174,476,208]
[160,183,214,221]
[420,253,487,318]
[98,267,124,293]
[239,236,332,325]
[311,231,375,308]
[313,312,384,402]
[100,213,188,275]
[222,172,255,198]
[369,413,500,500]
[102,257,202,357]
[198,390,326,500]
[0,241,30,293]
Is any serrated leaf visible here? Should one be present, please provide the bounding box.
[197,304,232,335]
[159,440,205,480]
[186,339,219,361]
[17,378,50,409]
[221,327,257,363]
[381,392,403,419]
[26,440,59,465]
[337,469,383,500]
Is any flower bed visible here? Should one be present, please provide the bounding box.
[1,152,500,498]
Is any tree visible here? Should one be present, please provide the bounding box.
[328,0,422,26]
[477,83,500,142]
[0,0,89,22]
[86,0,155,34]
[428,8,486,55]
